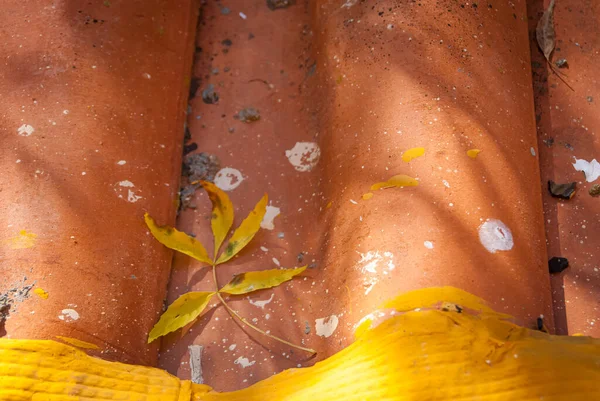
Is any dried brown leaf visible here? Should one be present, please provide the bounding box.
[536,0,556,62]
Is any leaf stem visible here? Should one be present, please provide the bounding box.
[211,264,316,355]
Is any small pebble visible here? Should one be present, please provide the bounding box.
[548,257,569,274]
[555,58,568,68]
[589,184,600,197]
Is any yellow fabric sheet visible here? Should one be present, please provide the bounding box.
[1,287,599,401]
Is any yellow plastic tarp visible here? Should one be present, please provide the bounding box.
[1,287,599,401]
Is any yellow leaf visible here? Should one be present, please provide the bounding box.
[361,193,374,200]
[56,336,99,350]
[144,213,212,264]
[219,266,307,295]
[401,147,425,162]
[216,194,268,264]
[34,288,48,299]
[467,149,481,159]
[370,175,419,191]
[148,291,215,343]
[325,201,333,209]
[199,180,234,258]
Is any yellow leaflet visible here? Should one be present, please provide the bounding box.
[361,193,373,200]
[325,201,333,209]
[148,291,215,343]
[401,147,425,162]
[199,181,234,257]
[219,266,306,295]
[56,336,99,350]
[370,175,418,191]
[216,194,268,265]
[2,230,37,250]
[467,149,481,159]
[33,288,48,299]
[144,213,212,264]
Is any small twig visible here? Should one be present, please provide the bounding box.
[247,78,272,88]
[211,264,316,354]
[546,59,575,92]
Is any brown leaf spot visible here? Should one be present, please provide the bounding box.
[230,273,246,286]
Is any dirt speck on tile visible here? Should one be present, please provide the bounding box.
[202,84,219,104]
[236,108,261,123]
[267,0,295,10]
[1,277,35,326]
[180,152,221,210]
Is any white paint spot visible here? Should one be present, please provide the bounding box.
[442,180,450,188]
[228,344,237,351]
[356,251,395,294]
[17,124,35,137]
[234,356,255,368]
[285,142,321,172]
[350,199,358,205]
[341,0,359,8]
[239,12,247,19]
[248,293,274,309]
[114,181,142,203]
[424,241,434,249]
[127,190,142,203]
[188,345,204,384]
[315,315,339,338]
[63,110,70,115]
[272,257,280,267]
[214,167,244,191]
[573,158,600,182]
[142,73,152,79]
[265,313,270,320]
[260,246,269,252]
[261,206,281,230]
[117,160,127,165]
[58,309,80,322]
[530,147,536,156]
[478,219,514,254]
